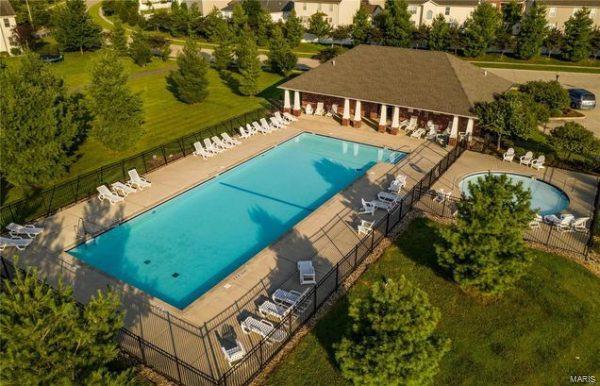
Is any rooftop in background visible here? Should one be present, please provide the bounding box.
[535,0,599,6]
[0,0,15,17]
[280,45,514,118]
[222,0,294,13]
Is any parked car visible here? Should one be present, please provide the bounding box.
[568,88,596,110]
[40,53,64,63]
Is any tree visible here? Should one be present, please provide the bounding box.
[242,0,272,45]
[213,24,235,72]
[52,0,102,53]
[475,91,541,149]
[332,25,352,41]
[167,39,209,103]
[0,263,133,384]
[562,7,594,61]
[462,2,502,57]
[111,20,128,56]
[502,0,522,34]
[447,23,463,54]
[590,27,600,60]
[284,10,304,48]
[88,50,143,151]
[494,29,516,57]
[374,0,413,47]
[203,9,229,42]
[518,80,570,116]
[0,52,82,188]
[335,277,450,385]
[428,14,450,51]
[237,33,261,96]
[413,24,430,48]
[436,174,534,295]
[550,122,600,160]
[515,1,548,59]
[307,12,332,40]
[351,5,372,45]
[128,29,152,66]
[268,25,297,75]
[544,27,563,58]
[315,45,347,63]
[231,2,248,32]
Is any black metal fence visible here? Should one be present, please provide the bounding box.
[0,107,270,228]
[415,190,595,258]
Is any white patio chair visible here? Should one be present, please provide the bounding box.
[283,112,298,122]
[272,114,287,127]
[377,191,402,205]
[304,103,313,115]
[220,338,245,367]
[519,151,533,166]
[253,121,270,134]
[543,213,574,231]
[433,189,451,203]
[260,118,277,132]
[372,199,394,212]
[240,316,287,342]
[6,223,43,238]
[297,260,316,285]
[127,169,151,190]
[272,288,309,307]
[259,300,292,321]
[389,174,407,193]
[528,213,543,229]
[275,111,292,123]
[247,123,258,135]
[503,148,515,162]
[212,136,233,150]
[0,236,33,251]
[269,116,284,129]
[410,128,426,138]
[425,122,437,140]
[357,220,374,236]
[97,185,124,205]
[326,104,338,117]
[571,217,590,232]
[111,181,136,196]
[314,102,325,116]
[193,141,212,159]
[401,116,418,132]
[359,198,376,215]
[530,155,545,170]
[203,138,221,154]
[239,126,252,139]
[222,133,241,146]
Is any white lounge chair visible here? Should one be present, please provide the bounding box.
[571,217,590,232]
[297,260,316,285]
[193,141,212,159]
[433,189,451,203]
[259,300,292,321]
[401,116,418,132]
[6,223,43,238]
[314,102,325,116]
[283,112,298,122]
[326,104,338,117]
[503,148,515,162]
[111,181,136,196]
[275,111,291,123]
[410,128,426,138]
[544,213,574,231]
[529,213,543,229]
[272,288,309,307]
[425,122,437,140]
[304,103,313,115]
[519,151,533,166]
[204,138,222,154]
[269,116,284,129]
[272,114,287,127]
[97,185,124,205]
[240,316,287,342]
[359,198,376,215]
[247,123,258,135]
[389,174,407,193]
[530,155,545,170]
[212,136,233,150]
[357,220,374,236]
[223,133,241,146]
[0,236,33,251]
[253,121,270,134]
[127,169,151,190]
[239,126,252,139]
[372,199,394,212]
[377,191,402,205]
[220,337,245,367]
[260,118,277,132]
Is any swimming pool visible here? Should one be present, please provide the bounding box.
[69,133,405,308]
[459,172,570,216]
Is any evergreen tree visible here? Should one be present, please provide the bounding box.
[335,277,450,385]
[428,14,450,51]
[562,7,594,61]
[502,0,522,33]
[237,33,261,96]
[436,174,535,295]
[231,2,248,32]
[447,23,463,54]
[111,20,128,56]
[0,263,132,384]
[550,122,600,160]
[242,0,272,45]
[351,4,372,45]
[515,1,548,59]
[52,0,102,53]
[462,2,502,57]
[88,50,143,151]
[268,25,297,75]
[203,9,229,42]
[590,27,600,60]
[544,27,563,58]
[307,12,332,40]
[213,24,235,72]
[0,52,81,187]
[167,39,209,104]
[494,29,516,57]
[375,0,413,47]
[284,10,304,48]
[129,29,152,66]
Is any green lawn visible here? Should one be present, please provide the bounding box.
[266,218,600,386]
[3,51,284,203]
[468,53,600,68]
[473,62,600,74]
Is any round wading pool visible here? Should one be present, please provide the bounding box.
[459,172,570,216]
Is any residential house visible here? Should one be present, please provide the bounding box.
[533,0,599,29]
[0,0,17,56]
[221,0,294,22]
[184,0,230,14]
[294,0,362,27]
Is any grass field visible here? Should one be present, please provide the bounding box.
[473,62,600,74]
[266,218,600,386]
[3,51,284,202]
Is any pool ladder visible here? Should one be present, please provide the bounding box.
[75,218,89,240]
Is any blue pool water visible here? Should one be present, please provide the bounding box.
[460,172,570,216]
[69,133,405,308]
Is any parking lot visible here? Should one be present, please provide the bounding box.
[488,68,600,137]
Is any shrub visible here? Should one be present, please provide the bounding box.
[518,80,570,116]
[550,122,600,160]
[315,45,347,63]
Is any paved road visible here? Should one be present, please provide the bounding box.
[488,68,600,137]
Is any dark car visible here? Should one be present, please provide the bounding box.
[40,54,64,63]
[568,88,596,110]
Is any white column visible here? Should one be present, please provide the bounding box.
[293,90,301,114]
[353,100,362,124]
[391,106,400,129]
[450,115,459,139]
[342,98,350,126]
[465,118,474,140]
[378,104,387,127]
[283,89,291,111]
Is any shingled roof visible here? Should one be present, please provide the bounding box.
[280,45,514,118]
[0,0,16,17]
